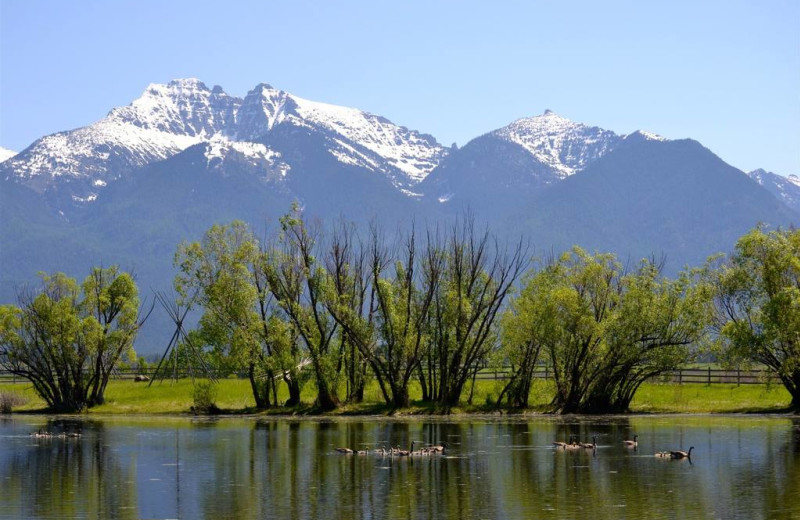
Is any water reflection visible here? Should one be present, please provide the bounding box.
[0,416,798,519]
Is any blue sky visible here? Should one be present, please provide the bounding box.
[1,0,798,175]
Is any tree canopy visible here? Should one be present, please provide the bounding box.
[0,267,143,412]
[711,227,800,410]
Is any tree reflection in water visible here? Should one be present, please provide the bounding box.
[0,416,799,519]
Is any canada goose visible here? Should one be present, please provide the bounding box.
[670,447,694,459]
[397,441,416,457]
[335,447,354,454]
[655,451,671,458]
[429,443,446,453]
[553,434,573,448]
[624,435,638,448]
[580,436,597,449]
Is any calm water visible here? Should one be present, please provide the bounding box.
[1,415,798,519]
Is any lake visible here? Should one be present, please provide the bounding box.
[1,415,798,519]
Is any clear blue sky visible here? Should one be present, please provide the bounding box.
[2,0,798,175]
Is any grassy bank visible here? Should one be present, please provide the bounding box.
[0,378,793,415]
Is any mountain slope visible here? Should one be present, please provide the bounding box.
[419,110,626,211]
[512,137,798,270]
[748,168,800,214]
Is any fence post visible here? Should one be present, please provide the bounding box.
[545,364,549,380]
[707,366,711,386]
[678,369,682,385]
[737,368,740,387]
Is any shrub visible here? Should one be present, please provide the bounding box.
[191,380,219,414]
[0,391,28,413]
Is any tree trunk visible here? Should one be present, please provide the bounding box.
[392,385,410,409]
[316,382,340,411]
[284,375,302,407]
[248,363,270,409]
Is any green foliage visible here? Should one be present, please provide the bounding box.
[263,208,342,410]
[506,248,708,413]
[0,267,142,412]
[174,221,292,409]
[191,380,220,414]
[710,227,800,409]
[424,218,527,409]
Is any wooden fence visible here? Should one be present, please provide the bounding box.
[468,366,782,385]
[0,366,782,386]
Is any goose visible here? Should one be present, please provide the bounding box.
[396,441,416,457]
[335,447,354,454]
[670,447,694,459]
[655,451,671,458]
[580,436,598,449]
[429,443,447,453]
[623,435,638,448]
[553,434,573,448]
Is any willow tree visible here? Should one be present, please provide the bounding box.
[425,217,527,409]
[496,266,559,408]
[0,268,144,412]
[175,221,296,409]
[262,209,342,410]
[328,225,444,408]
[518,248,707,413]
[710,227,800,410]
[323,220,371,403]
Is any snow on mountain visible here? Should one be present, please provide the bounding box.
[4,79,447,201]
[290,95,445,184]
[493,110,623,177]
[202,136,290,181]
[107,78,239,137]
[0,147,16,163]
[2,79,238,194]
[748,168,800,213]
[236,84,447,187]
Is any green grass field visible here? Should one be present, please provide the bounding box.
[0,377,793,415]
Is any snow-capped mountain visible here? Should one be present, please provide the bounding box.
[0,147,16,163]
[1,79,448,210]
[1,79,235,204]
[748,168,800,214]
[492,110,623,178]
[418,110,664,208]
[235,83,446,189]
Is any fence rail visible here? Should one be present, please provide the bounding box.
[470,366,782,385]
[0,366,782,386]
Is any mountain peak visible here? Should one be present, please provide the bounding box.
[0,147,16,163]
[494,112,621,177]
[165,77,210,90]
[107,79,239,137]
[625,130,668,143]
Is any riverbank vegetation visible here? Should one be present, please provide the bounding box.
[2,210,799,414]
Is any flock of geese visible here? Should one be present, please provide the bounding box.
[29,429,82,439]
[336,434,693,461]
[554,434,694,460]
[336,441,446,457]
